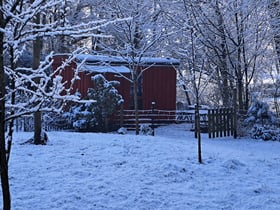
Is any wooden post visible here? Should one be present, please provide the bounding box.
[225,108,229,136]
[230,108,234,136]
[151,102,155,136]
[223,108,226,136]
[233,88,237,139]
[208,109,212,138]
[195,104,202,163]
[219,109,223,137]
[215,109,218,138]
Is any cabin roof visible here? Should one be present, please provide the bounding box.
[75,54,180,66]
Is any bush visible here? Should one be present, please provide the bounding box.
[243,96,280,141]
[63,74,123,132]
[250,125,280,141]
[244,97,275,126]
[140,124,153,135]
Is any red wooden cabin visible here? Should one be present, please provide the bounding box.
[52,54,179,112]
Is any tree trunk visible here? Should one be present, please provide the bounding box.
[34,111,42,144]
[215,1,231,107]
[237,79,244,111]
[133,78,139,135]
[182,84,191,105]
[33,11,42,145]
[269,0,280,64]
[6,47,16,162]
[195,99,202,164]
[0,28,11,210]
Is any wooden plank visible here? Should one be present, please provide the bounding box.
[219,109,223,137]
[230,108,234,136]
[224,109,227,136]
[215,109,218,138]
[226,108,230,136]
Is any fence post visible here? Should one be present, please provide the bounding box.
[213,109,217,138]
[233,88,237,139]
[218,109,222,137]
[208,109,212,138]
[151,102,156,136]
[226,108,230,136]
[222,108,226,137]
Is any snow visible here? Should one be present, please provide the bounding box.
[81,65,131,73]
[76,54,180,66]
[74,54,180,74]
[5,123,280,209]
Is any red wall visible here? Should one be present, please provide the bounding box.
[52,55,177,111]
[142,66,176,110]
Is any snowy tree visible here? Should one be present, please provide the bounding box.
[67,74,123,132]
[268,0,280,64]
[0,0,128,208]
[89,0,168,134]
[165,0,271,163]
[164,0,217,163]
[171,0,271,110]
[244,94,277,140]
[88,74,123,132]
[245,95,275,126]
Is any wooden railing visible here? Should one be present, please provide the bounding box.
[113,109,177,129]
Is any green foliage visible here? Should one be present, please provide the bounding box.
[87,74,123,131]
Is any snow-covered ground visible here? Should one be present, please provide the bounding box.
[3,123,280,209]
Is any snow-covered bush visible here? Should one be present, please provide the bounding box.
[250,125,280,141]
[244,97,275,126]
[71,102,97,131]
[64,74,123,132]
[117,127,127,135]
[243,96,280,141]
[140,124,153,135]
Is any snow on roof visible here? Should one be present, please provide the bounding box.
[80,65,131,73]
[76,54,180,66]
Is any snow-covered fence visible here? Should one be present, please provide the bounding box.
[114,109,212,130]
[207,108,237,138]
[176,110,208,123]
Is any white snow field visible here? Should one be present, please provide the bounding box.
[3,123,280,209]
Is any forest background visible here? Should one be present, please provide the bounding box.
[2,0,280,209]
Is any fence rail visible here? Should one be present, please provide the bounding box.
[114,109,177,129]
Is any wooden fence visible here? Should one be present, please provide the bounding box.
[115,109,177,129]
[207,108,237,138]
[115,108,237,138]
[14,108,237,137]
